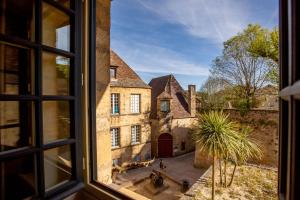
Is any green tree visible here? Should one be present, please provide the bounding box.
[211,24,276,109]
[193,111,240,199]
[248,26,279,85]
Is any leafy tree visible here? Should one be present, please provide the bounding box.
[248,26,279,85]
[211,24,274,109]
[193,111,240,199]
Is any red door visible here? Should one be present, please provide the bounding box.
[158,133,173,157]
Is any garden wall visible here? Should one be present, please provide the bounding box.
[194,109,279,168]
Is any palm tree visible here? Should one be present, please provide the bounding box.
[228,126,262,187]
[193,111,240,199]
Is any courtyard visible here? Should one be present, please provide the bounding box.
[112,152,208,200]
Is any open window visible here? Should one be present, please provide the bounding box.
[0,0,83,199]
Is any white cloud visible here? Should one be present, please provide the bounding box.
[111,39,210,77]
[137,0,251,43]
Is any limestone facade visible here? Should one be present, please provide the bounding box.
[149,75,197,157]
[109,51,152,165]
[95,0,112,184]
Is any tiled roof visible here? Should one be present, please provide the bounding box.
[110,50,151,89]
[149,74,191,119]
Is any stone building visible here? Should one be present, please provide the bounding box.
[109,50,152,165]
[149,75,197,157]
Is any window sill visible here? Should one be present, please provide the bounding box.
[111,114,120,117]
[84,181,149,200]
[131,142,140,146]
[111,146,120,150]
[129,112,141,115]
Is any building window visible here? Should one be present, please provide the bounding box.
[131,125,141,144]
[111,128,120,148]
[110,67,117,79]
[130,94,140,113]
[111,93,120,114]
[160,100,170,112]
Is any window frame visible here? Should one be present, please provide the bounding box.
[130,94,141,114]
[0,0,83,199]
[110,67,117,80]
[160,100,170,112]
[278,0,300,199]
[110,128,120,148]
[131,125,141,145]
[111,93,120,115]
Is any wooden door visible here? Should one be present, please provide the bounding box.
[158,133,173,157]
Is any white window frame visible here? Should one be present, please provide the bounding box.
[111,93,120,114]
[130,94,140,113]
[131,125,141,144]
[111,128,120,148]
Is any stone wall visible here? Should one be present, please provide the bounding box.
[151,117,197,157]
[95,0,112,184]
[110,86,152,164]
[194,109,279,168]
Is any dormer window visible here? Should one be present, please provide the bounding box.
[110,67,117,80]
[160,100,170,112]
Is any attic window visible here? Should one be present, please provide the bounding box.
[160,100,170,112]
[110,67,117,79]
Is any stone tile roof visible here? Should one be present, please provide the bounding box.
[149,74,191,119]
[110,50,151,89]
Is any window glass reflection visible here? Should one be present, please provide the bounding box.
[42,52,70,95]
[42,2,70,51]
[44,145,72,190]
[0,155,36,199]
[43,101,70,143]
[0,42,34,95]
[0,0,35,41]
[0,101,35,152]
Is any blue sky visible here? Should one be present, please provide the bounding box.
[111,0,278,90]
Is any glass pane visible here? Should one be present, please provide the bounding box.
[0,0,35,41]
[0,101,35,152]
[42,2,70,51]
[43,101,70,143]
[0,42,35,95]
[0,155,36,199]
[44,145,72,190]
[53,0,70,8]
[42,52,70,95]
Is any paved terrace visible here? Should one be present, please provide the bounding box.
[115,151,208,187]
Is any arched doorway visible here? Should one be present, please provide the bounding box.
[158,133,173,157]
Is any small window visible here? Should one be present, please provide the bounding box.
[111,128,120,148]
[111,93,120,114]
[131,125,141,144]
[110,68,117,80]
[160,100,170,112]
[130,94,140,113]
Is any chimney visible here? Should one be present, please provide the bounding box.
[188,85,196,117]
